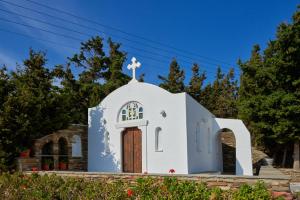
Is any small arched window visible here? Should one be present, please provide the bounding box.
[207,127,211,153]
[71,135,82,157]
[119,101,143,122]
[104,131,110,154]
[155,127,163,152]
[196,123,201,152]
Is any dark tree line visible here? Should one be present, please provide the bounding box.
[0,6,299,171]
[238,7,300,169]
[0,37,129,170]
[158,59,238,118]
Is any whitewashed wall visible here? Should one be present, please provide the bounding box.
[185,94,215,173]
[88,82,189,174]
[212,118,253,176]
[88,81,253,175]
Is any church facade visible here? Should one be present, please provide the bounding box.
[88,58,253,176]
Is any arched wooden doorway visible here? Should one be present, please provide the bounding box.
[218,129,236,175]
[122,127,142,173]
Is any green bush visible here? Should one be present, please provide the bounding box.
[0,173,286,200]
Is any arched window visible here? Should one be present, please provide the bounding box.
[104,131,110,154]
[119,101,143,121]
[196,123,201,152]
[155,127,163,152]
[207,127,211,153]
[71,135,82,157]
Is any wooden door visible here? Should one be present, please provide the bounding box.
[122,127,142,173]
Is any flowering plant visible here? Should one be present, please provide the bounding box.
[127,188,134,197]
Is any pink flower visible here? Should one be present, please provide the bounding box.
[127,189,134,197]
[169,169,175,173]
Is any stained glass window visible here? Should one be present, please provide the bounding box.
[120,102,143,121]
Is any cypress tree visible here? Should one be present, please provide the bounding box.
[186,63,206,102]
[238,7,300,168]
[158,59,185,93]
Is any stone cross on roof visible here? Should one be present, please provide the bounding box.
[127,57,141,83]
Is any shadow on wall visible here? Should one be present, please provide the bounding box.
[89,108,120,172]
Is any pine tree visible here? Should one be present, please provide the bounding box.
[201,67,238,118]
[68,36,106,111]
[238,45,264,146]
[102,38,130,95]
[213,68,238,118]
[186,63,206,102]
[238,7,300,168]
[158,59,185,93]
[68,36,129,123]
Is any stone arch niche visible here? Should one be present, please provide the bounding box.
[214,118,253,176]
[58,137,68,170]
[217,129,236,174]
[41,141,54,170]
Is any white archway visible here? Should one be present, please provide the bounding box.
[213,118,253,176]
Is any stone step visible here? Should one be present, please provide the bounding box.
[290,183,300,194]
[259,166,289,179]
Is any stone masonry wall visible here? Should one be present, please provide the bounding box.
[17,124,87,171]
[24,171,291,192]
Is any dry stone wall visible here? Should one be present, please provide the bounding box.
[24,171,291,192]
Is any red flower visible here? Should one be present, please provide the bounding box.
[31,167,38,172]
[169,169,175,173]
[127,189,134,197]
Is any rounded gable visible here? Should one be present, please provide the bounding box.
[97,82,173,107]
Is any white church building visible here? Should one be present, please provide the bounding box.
[88,57,253,176]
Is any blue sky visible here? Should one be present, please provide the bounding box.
[0,0,298,84]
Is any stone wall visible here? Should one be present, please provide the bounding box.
[279,168,300,182]
[24,171,291,192]
[17,124,88,171]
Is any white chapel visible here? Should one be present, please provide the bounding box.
[88,57,253,176]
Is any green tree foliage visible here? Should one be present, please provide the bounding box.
[158,59,185,93]
[238,7,300,168]
[0,36,131,170]
[102,38,130,95]
[201,67,238,118]
[63,36,129,123]
[185,63,206,102]
[0,50,70,170]
[238,45,265,145]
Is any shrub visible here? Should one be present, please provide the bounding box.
[0,173,283,200]
[232,181,271,200]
